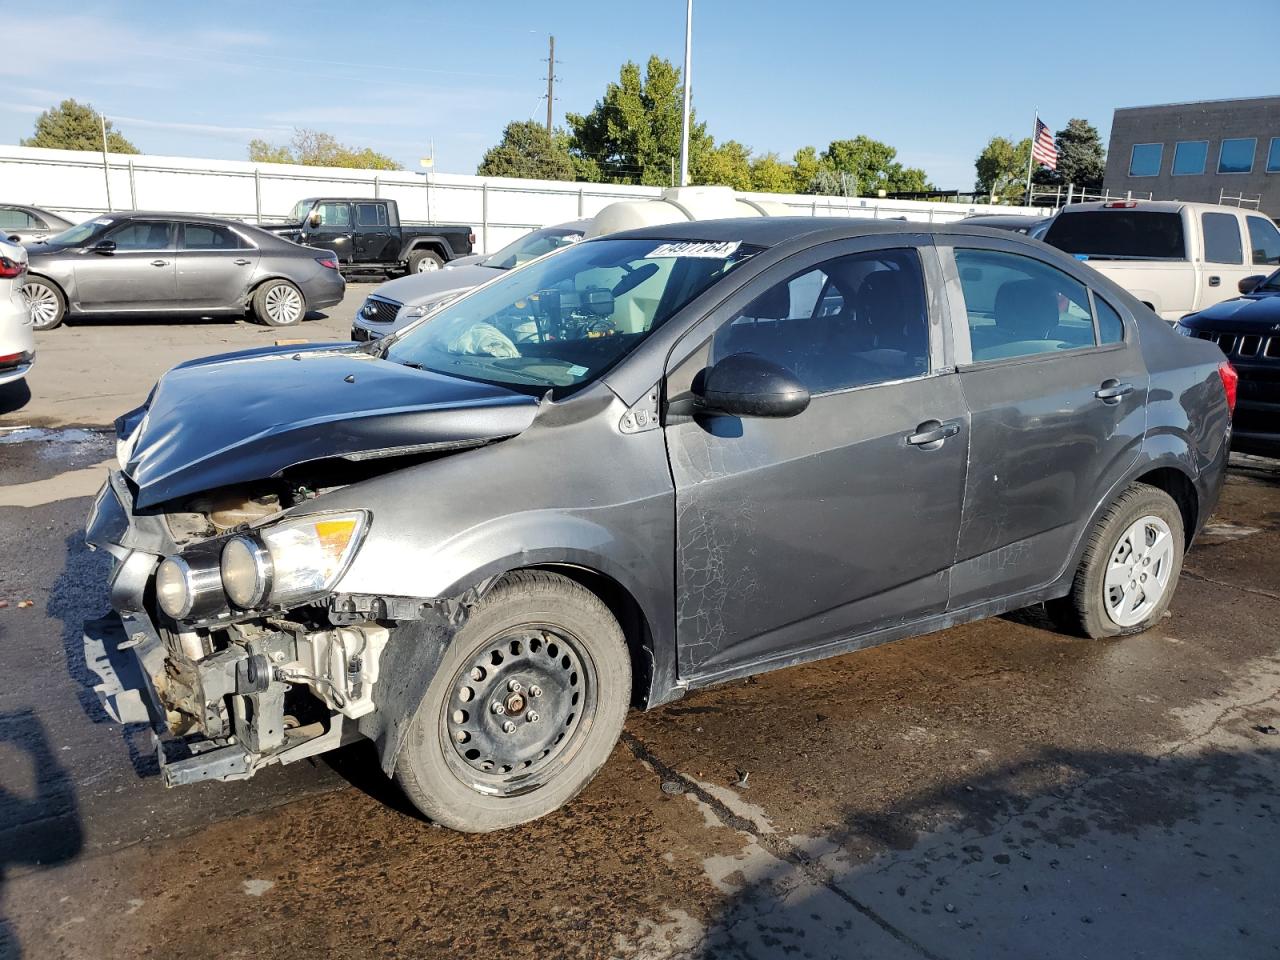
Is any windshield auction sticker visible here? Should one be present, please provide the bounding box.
[645,241,741,259]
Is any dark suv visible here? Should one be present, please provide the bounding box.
[87,218,1233,833]
[1176,269,1280,457]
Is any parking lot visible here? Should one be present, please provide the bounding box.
[1,305,1278,959]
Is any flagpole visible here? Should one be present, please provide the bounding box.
[1024,110,1037,207]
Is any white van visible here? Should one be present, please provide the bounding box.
[1043,200,1280,321]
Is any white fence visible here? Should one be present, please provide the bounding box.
[0,145,1047,254]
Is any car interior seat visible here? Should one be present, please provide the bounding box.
[978,278,1065,360]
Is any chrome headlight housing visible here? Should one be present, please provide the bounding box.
[229,511,368,609]
[220,535,274,608]
[156,554,224,620]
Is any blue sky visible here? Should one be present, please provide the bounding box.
[2,0,1276,189]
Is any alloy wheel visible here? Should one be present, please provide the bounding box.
[1102,514,1175,627]
[416,257,440,272]
[440,628,596,796]
[22,282,59,329]
[263,283,303,324]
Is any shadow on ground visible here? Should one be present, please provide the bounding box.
[681,739,1280,960]
[0,710,83,960]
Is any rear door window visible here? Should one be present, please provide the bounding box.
[181,223,249,250]
[0,208,35,229]
[1044,211,1186,261]
[354,203,388,228]
[954,249,1097,362]
[1201,213,1243,264]
[1246,216,1280,266]
[1093,295,1125,344]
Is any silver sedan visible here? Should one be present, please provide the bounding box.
[21,212,346,330]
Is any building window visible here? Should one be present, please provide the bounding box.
[1171,140,1208,176]
[1218,138,1257,174]
[1267,137,1280,174]
[1128,143,1163,177]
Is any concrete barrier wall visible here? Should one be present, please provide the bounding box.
[0,145,1046,253]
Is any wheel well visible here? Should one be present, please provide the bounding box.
[24,273,65,298]
[520,563,655,709]
[243,275,299,309]
[1133,467,1199,547]
[408,242,446,260]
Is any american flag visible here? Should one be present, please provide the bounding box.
[1032,118,1058,170]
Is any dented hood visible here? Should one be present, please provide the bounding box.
[120,342,539,508]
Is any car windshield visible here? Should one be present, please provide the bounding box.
[44,218,113,247]
[1044,210,1187,260]
[482,227,584,270]
[385,237,760,394]
[1258,268,1280,292]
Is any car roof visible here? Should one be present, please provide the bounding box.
[601,215,1032,248]
[99,211,253,224]
[1059,200,1258,216]
[962,214,1048,226]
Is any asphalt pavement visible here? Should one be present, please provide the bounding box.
[0,301,1278,959]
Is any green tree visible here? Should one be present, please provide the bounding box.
[21,99,139,153]
[749,152,796,193]
[477,121,576,180]
[820,135,932,196]
[975,135,1032,202]
[1038,118,1106,190]
[565,55,711,185]
[791,146,825,193]
[694,139,754,190]
[248,128,401,170]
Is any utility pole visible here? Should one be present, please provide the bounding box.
[545,35,556,134]
[100,112,113,211]
[678,0,692,187]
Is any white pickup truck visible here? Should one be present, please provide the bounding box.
[1042,200,1280,321]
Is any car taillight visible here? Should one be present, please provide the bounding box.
[1218,361,1238,415]
[316,257,339,270]
[468,231,476,248]
[0,256,25,278]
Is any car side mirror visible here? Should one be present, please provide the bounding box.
[697,352,810,419]
[91,239,116,255]
[308,212,322,229]
[1239,275,1265,295]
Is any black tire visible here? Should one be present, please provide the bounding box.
[22,278,66,331]
[1048,483,1185,639]
[251,279,305,327]
[395,570,630,832]
[407,249,444,274]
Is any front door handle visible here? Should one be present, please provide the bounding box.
[1095,380,1134,403]
[234,258,252,266]
[907,419,961,448]
[150,259,169,267]
[1208,275,1221,287]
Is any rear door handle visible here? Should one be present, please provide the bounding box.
[233,258,251,265]
[150,259,169,267]
[1095,380,1134,403]
[907,419,961,448]
[1208,275,1221,287]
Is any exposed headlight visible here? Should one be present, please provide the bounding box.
[156,554,224,620]
[402,292,463,320]
[220,535,274,608]
[252,511,368,607]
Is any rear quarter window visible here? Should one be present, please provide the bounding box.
[1045,211,1186,261]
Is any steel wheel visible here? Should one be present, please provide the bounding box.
[22,281,63,330]
[416,256,440,273]
[1102,514,1175,627]
[262,282,304,325]
[440,627,596,796]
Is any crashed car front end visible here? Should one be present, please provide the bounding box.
[85,468,393,785]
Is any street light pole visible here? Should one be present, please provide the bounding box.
[678,0,692,187]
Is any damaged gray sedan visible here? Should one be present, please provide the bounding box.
[86,217,1234,832]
